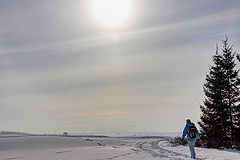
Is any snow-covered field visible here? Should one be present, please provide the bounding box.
[0,134,239,160]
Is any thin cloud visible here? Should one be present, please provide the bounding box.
[1,8,239,56]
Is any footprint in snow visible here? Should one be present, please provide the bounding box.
[112,146,118,148]
[56,150,72,154]
[97,142,105,146]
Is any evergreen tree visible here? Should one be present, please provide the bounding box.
[221,38,239,147]
[234,50,240,149]
[199,45,227,148]
[199,38,240,149]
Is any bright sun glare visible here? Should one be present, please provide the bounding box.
[93,0,131,28]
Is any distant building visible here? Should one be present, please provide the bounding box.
[63,132,68,137]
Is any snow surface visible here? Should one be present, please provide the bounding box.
[0,134,239,160]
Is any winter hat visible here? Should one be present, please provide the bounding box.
[186,119,191,124]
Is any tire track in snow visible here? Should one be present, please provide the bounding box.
[136,139,206,160]
[136,141,169,159]
[3,157,26,160]
[94,150,140,160]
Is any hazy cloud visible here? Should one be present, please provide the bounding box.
[0,0,239,133]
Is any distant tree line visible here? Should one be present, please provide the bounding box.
[199,37,240,149]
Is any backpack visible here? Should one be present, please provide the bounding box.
[188,125,197,138]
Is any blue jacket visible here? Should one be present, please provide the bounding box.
[182,123,200,141]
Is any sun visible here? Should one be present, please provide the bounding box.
[93,0,131,28]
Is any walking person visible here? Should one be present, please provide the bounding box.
[182,119,200,159]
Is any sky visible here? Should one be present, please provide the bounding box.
[0,0,240,134]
